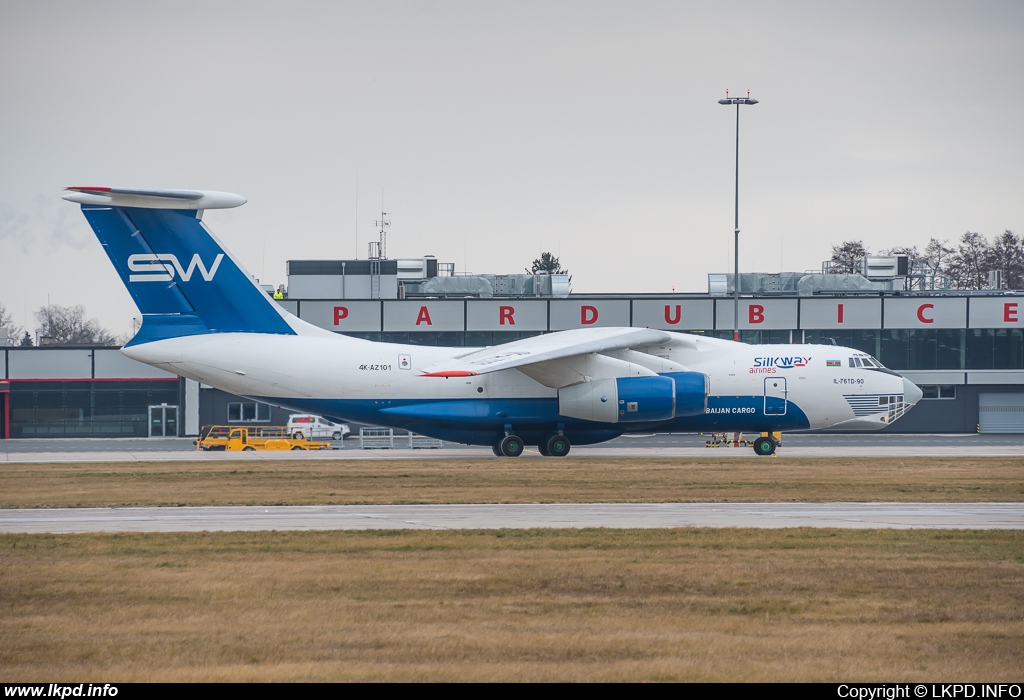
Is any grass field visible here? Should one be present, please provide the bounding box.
[2,456,1022,681]
[2,528,1022,682]
[2,456,1022,508]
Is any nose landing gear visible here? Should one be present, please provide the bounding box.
[752,432,781,456]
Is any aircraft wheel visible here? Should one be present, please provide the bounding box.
[546,434,571,457]
[537,441,550,456]
[499,435,524,457]
[752,436,777,456]
[491,444,503,457]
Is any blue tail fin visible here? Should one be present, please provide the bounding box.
[64,187,295,345]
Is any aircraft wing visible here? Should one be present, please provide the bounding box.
[419,327,672,377]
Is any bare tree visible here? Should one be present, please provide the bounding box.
[945,232,993,290]
[989,230,1024,289]
[828,240,869,274]
[921,238,955,277]
[0,302,22,346]
[34,304,118,346]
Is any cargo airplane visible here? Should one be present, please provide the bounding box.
[64,187,923,456]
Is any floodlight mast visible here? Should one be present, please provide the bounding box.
[718,89,758,342]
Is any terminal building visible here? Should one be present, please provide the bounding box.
[2,254,1022,438]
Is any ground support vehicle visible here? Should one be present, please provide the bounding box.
[287,414,350,441]
[195,425,332,451]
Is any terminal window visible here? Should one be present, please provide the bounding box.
[920,385,956,400]
[227,401,271,422]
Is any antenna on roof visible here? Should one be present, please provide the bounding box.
[371,188,389,260]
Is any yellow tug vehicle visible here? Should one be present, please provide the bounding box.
[195,425,332,451]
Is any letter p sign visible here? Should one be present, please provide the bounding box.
[333,306,349,325]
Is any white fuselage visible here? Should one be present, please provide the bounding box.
[122,330,918,437]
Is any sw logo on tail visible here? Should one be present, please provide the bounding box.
[128,253,225,283]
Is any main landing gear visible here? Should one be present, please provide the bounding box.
[539,434,571,458]
[492,428,571,457]
[495,434,524,458]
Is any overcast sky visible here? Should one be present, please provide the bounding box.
[1,0,1022,337]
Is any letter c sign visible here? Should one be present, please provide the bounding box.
[917,303,934,324]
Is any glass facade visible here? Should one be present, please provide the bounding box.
[803,330,881,357]
[965,328,1024,370]
[800,329,1022,370]
[8,380,180,438]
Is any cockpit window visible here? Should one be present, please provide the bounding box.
[851,355,886,369]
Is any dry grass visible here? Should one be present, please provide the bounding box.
[1,456,1022,508]
[3,457,1021,681]
[1,529,1021,682]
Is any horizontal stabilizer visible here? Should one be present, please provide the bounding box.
[63,187,245,210]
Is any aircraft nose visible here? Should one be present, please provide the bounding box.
[902,376,923,405]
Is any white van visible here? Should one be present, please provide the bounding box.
[287,414,351,441]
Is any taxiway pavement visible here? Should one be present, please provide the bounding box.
[2,502,1021,533]
[1,433,1021,462]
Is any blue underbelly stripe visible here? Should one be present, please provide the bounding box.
[247,395,811,446]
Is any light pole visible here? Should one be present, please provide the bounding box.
[718,89,758,342]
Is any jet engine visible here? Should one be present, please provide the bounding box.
[663,371,709,417]
[557,372,708,424]
[558,376,674,423]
